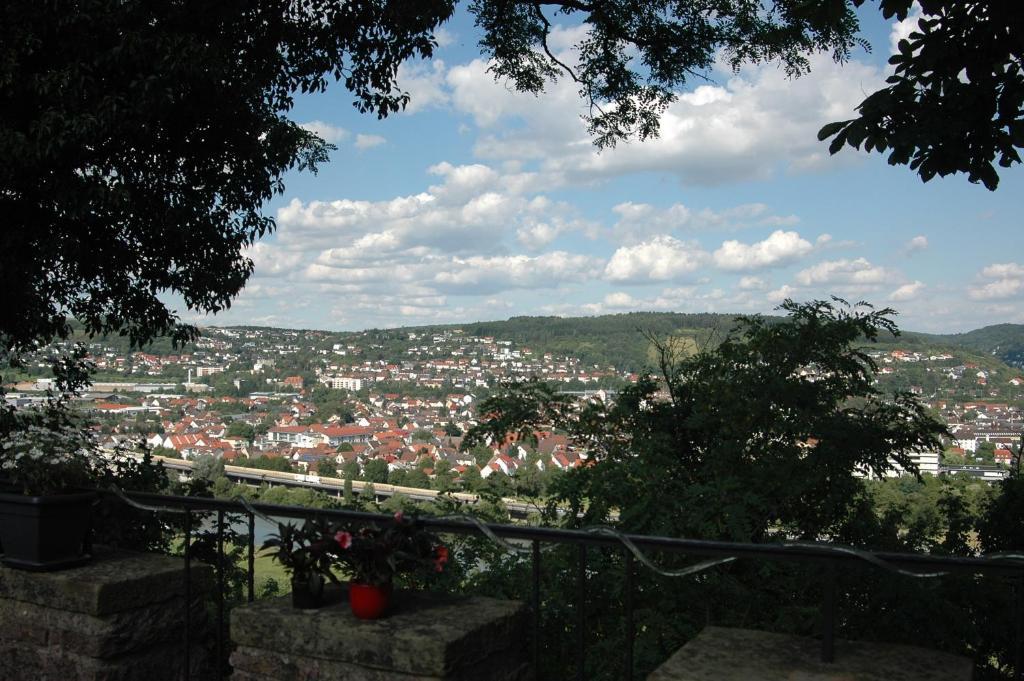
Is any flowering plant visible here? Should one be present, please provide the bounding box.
[0,399,101,496]
[0,347,107,496]
[262,518,339,587]
[329,511,449,587]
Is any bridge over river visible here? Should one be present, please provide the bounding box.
[152,456,546,519]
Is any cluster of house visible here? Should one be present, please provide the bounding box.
[868,348,1024,392]
[26,325,633,399]
[932,401,1022,451]
[10,331,1022,489]
[92,352,193,375]
[134,391,584,484]
[317,332,631,392]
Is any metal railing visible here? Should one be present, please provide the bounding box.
[104,487,1024,680]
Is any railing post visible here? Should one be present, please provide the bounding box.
[247,511,256,603]
[532,539,541,680]
[821,562,836,664]
[577,544,586,681]
[624,551,634,681]
[1016,573,1023,681]
[216,509,225,678]
[183,509,192,681]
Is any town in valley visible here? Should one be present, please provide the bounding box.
[5,318,1022,501]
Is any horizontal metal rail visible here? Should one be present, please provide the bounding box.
[116,489,1024,575]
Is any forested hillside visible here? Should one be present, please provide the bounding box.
[915,324,1024,368]
[65,321,197,355]
[395,314,1024,375]
[400,312,744,372]
[55,313,1024,377]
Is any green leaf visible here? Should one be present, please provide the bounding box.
[828,130,848,155]
[817,120,848,141]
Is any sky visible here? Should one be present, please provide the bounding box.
[189,3,1024,335]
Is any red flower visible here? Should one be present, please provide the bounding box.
[434,545,449,572]
[393,511,404,523]
[334,530,352,550]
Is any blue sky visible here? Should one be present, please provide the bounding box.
[194,3,1024,334]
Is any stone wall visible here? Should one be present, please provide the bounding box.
[0,549,213,681]
[230,587,530,680]
[647,626,974,681]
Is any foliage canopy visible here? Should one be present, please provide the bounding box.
[820,1,1024,190]
[467,299,948,540]
[1,0,450,351]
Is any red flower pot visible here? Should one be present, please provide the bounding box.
[348,581,392,620]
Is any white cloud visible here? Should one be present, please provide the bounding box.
[610,201,799,244]
[904,235,928,254]
[795,258,896,287]
[889,281,925,301]
[427,162,500,201]
[244,243,304,277]
[275,162,569,256]
[433,27,455,48]
[969,263,1024,300]
[981,263,1024,279]
[432,252,598,292]
[576,285,752,316]
[546,24,591,52]
[299,120,349,143]
[611,202,692,243]
[447,58,588,160]
[738,276,767,291]
[713,230,814,271]
[603,292,638,308]
[355,134,386,150]
[448,59,543,129]
[969,279,1024,301]
[767,284,800,304]
[446,51,883,186]
[604,236,707,282]
[397,60,450,114]
[515,213,598,250]
[304,251,600,297]
[516,221,561,250]
[277,193,439,244]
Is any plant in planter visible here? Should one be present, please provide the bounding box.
[0,393,103,570]
[330,511,448,619]
[262,518,338,609]
[0,346,170,570]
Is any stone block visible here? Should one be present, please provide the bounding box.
[0,548,213,681]
[0,548,213,616]
[230,587,530,680]
[646,626,973,681]
[0,638,206,681]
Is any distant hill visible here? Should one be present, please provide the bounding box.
[397,315,1024,373]
[907,324,1024,369]
[65,321,196,356]
[61,312,1024,373]
[396,312,746,372]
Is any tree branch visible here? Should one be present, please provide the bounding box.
[531,1,583,85]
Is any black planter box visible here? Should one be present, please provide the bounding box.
[0,491,95,571]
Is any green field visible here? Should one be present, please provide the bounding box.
[250,549,291,593]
